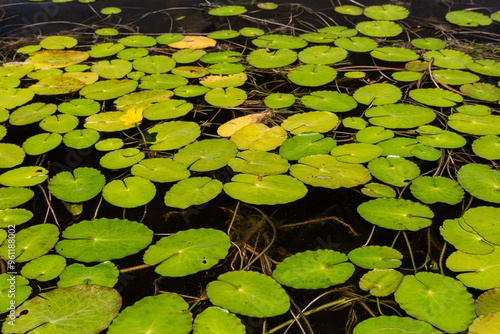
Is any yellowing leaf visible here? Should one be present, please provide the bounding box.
[168,36,217,49]
[217,113,269,137]
[26,50,90,70]
[119,107,144,126]
[200,72,247,88]
[63,72,99,85]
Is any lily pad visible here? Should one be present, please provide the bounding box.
[366,104,435,129]
[0,166,48,187]
[473,135,500,159]
[58,98,100,116]
[148,121,201,151]
[172,49,206,64]
[476,288,500,315]
[30,76,85,95]
[376,137,418,157]
[460,82,500,102]
[370,47,419,62]
[20,254,66,282]
[207,271,290,317]
[58,261,119,288]
[417,129,466,148]
[143,228,231,277]
[411,37,446,50]
[228,150,290,175]
[9,102,56,126]
[56,218,153,262]
[361,183,396,198]
[469,312,500,334]
[247,49,297,69]
[440,218,495,255]
[287,64,337,87]
[26,50,89,70]
[131,158,190,183]
[330,143,383,163]
[80,79,138,100]
[252,34,307,49]
[279,133,336,160]
[335,5,363,16]
[156,33,184,45]
[39,114,78,133]
[359,269,404,297]
[48,167,105,203]
[301,90,357,112]
[462,206,500,245]
[224,174,307,205]
[114,89,174,111]
[174,85,210,97]
[140,73,188,90]
[174,139,238,172]
[91,59,132,79]
[207,63,245,75]
[394,272,475,333]
[298,46,348,64]
[423,49,473,69]
[204,87,247,107]
[353,316,438,334]
[132,55,176,74]
[0,274,31,313]
[208,30,240,40]
[209,5,247,16]
[0,187,34,210]
[446,10,492,27]
[466,59,500,77]
[0,208,33,228]
[447,247,500,290]
[168,36,216,49]
[357,198,434,231]
[363,5,409,20]
[356,21,403,37]
[0,223,59,262]
[334,36,378,52]
[239,27,264,37]
[193,306,245,334]
[102,176,156,208]
[117,48,149,61]
[348,245,403,269]
[100,148,145,169]
[230,123,287,151]
[433,69,479,85]
[0,88,35,110]
[354,83,401,105]
[458,163,500,203]
[282,111,338,134]
[95,138,124,151]
[264,93,295,108]
[356,126,394,144]
[172,66,209,78]
[200,72,247,88]
[368,157,420,187]
[1,285,121,334]
[63,129,100,149]
[273,249,355,289]
[410,176,464,205]
[0,143,25,168]
[118,35,156,48]
[88,43,125,58]
[164,177,223,209]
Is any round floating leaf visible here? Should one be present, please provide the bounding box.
[217,113,269,137]
[392,71,425,83]
[193,306,245,334]
[207,271,290,317]
[95,28,119,36]
[0,166,48,187]
[95,138,124,151]
[447,247,500,290]
[247,49,297,69]
[27,50,89,70]
[411,37,446,50]
[353,316,438,334]
[118,35,156,48]
[264,93,295,108]
[287,64,337,87]
[0,143,24,168]
[0,223,59,262]
[39,114,78,133]
[343,117,367,129]
[239,27,264,37]
[1,285,121,334]
[282,111,338,134]
[230,123,287,151]
[172,49,206,63]
[58,98,100,116]
[63,129,100,149]
[252,34,307,49]
[200,72,247,88]
[440,218,494,255]
[0,187,34,209]
[417,129,466,149]
[410,176,464,205]
[0,63,34,78]
[164,177,222,209]
[131,158,190,183]
[364,5,409,20]
[458,164,500,203]
[100,148,145,169]
[446,10,492,27]
[302,90,357,112]
[9,102,56,126]
[56,218,153,262]
[366,104,435,129]
[463,206,500,245]
[370,47,419,62]
[0,274,31,313]
[361,183,396,198]
[132,55,176,74]
[80,79,138,100]
[0,76,20,89]
[156,33,184,45]
[224,174,307,205]
[208,30,240,40]
[348,246,403,269]
[172,66,209,78]
[368,157,420,187]
[469,312,500,334]
[174,139,238,172]
[330,143,382,163]
[139,73,188,90]
[117,48,149,61]
[467,59,500,77]
[279,133,336,160]
[354,83,401,105]
[204,87,247,107]
[0,88,35,109]
[335,5,363,16]
[356,21,403,37]
[433,69,479,85]
[88,43,125,58]
[334,36,378,52]
[114,89,174,111]
[174,85,210,97]
[108,294,192,334]
[473,135,500,159]
[376,137,418,158]
[168,36,216,49]
[476,288,500,315]
[300,32,337,44]
[49,167,105,203]
[457,104,491,116]
[318,26,357,37]
[290,155,371,189]
[27,68,63,80]
[209,5,247,16]
[101,6,121,14]
[298,46,347,65]
[144,228,230,277]
[30,76,85,95]
[228,150,290,175]
[394,272,475,333]
[148,121,201,151]
[208,63,245,75]
[91,59,132,79]
[357,198,434,231]
[461,82,500,102]
[20,255,66,282]
[0,208,33,228]
[359,269,404,297]
[273,249,354,289]
[423,49,473,69]
[58,262,117,289]
[102,176,156,208]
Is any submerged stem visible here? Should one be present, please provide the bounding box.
[402,231,417,274]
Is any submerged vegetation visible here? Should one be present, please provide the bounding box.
[0,0,500,332]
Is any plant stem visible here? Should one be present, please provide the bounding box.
[402,231,417,274]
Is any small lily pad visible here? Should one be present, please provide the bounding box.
[264,93,295,108]
[353,316,438,334]
[363,5,409,20]
[411,37,446,50]
[279,133,336,160]
[409,176,464,205]
[0,143,25,168]
[354,83,401,105]
[208,30,240,40]
[0,166,48,187]
[460,82,500,102]
[230,123,287,151]
[446,10,492,27]
[348,246,403,269]
[63,129,100,149]
[0,187,34,209]
[209,5,247,16]
[282,111,339,134]
[359,269,404,297]
[423,49,473,69]
[20,254,66,282]
[298,46,348,65]
[458,163,500,203]
[228,150,290,175]
[361,183,396,198]
[102,176,156,208]
[462,206,500,245]
[330,143,382,163]
[287,64,337,87]
[366,104,435,129]
[193,307,245,334]
[440,218,494,255]
[252,34,307,49]
[174,139,238,172]
[100,148,145,169]
[132,55,176,74]
[334,36,378,52]
[0,208,33,228]
[118,35,156,48]
[356,21,403,37]
[335,5,363,16]
[0,223,59,262]
[466,59,500,77]
[447,247,500,290]
[247,49,297,68]
[131,158,190,183]
[80,79,138,100]
[473,135,500,159]
[58,98,100,116]
[9,102,57,126]
[368,157,420,187]
[164,177,223,209]
[370,47,419,62]
[88,43,125,58]
[148,121,201,151]
[301,90,357,112]
[204,87,247,107]
[58,261,119,288]
[49,167,105,203]
[476,288,500,315]
[433,69,479,85]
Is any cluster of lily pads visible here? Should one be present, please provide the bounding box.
[1,1,500,333]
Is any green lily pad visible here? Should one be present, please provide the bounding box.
[30,76,85,95]
[91,59,132,79]
[100,148,145,169]
[114,89,174,111]
[446,10,492,27]
[108,293,192,334]
[56,218,153,262]
[208,30,240,40]
[0,208,33,227]
[156,33,184,45]
[48,167,105,203]
[207,63,245,75]
[433,69,479,85]
[357,198,434,231]
[290,155,371,189]
[368,157,420,187]
[132,55,176,74]
[370,47,419,62]
[0,88,35,110]
[318,26,357,37]
[174,139,238,172]
[392,71,425,83]
[298,46,348,64]
[458,164,500,203]
[20,254,66,282]
[423,49,473,69]
[174,85,211,97]
[264,93,295,108]
[359,269,404,297]
[0,166,48,187]
[224,174,307,205]
[148,121,201,151]
[27,68,63,80]
[102,176,156,208]
[200,51,242,64]
[476,288,500,315]
[200,72,246,88]
[343,117,367,130]
[207,271,290,317]
[300,32,337,44]
[348,245,403,269]
[330,143,383,163]
[440,218,494,255]
[394,272,475,333]
[58,98,100,116]
[273,249,354,289]
[239,27,264,37]
[466,59,500,77]
[193,306,245,334]
[0,274,31,313]
[230,123,287,151]
[252,34,307,49]
[172,49,206,63]
[63,129,100,149]
[101,6,122,15]
[361,183,397,198]
[0,143,24,168]
[39,114,79,133]
[246,49,297,68]
[279,133,336,160]
[172,66,209,78]
[118,35,156,48]
[353,316,438,334]
[58,261,118,288]
[9,102,57,126]
[209,5,247,16]
[461,82,500,102]
[80,79,138,100]
[204,87,247,107]
[164,177,223,209]
[417,129,466,148]
[356,21,403,37]
[335,5,363,16]
[0,63,34,79]
[363,5,409,20]
[131,158,190,183]
[95,28,119,36]
[143,228,230,277]
[411,37,446,50]
[376,137,418,157]
[447,246,500,290]
[0,223,59,262]
[228,150,290,175]
[0,187,34,210]
[1,285,121,334]
[117,48,149,61]
[410,176,464,205]
[301,90,357,112]
[473,135,500,159]
[282,111,339,134]
[457,104,491,116]
[462,206,500,245]
[0,76,20,89]
[334,36,378,52]
[88,43,125,58]
[95,138,124,151]
[139,73,188,90]
[366,104,435,129]
[354,83,401,105]
[287,64,337,87]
